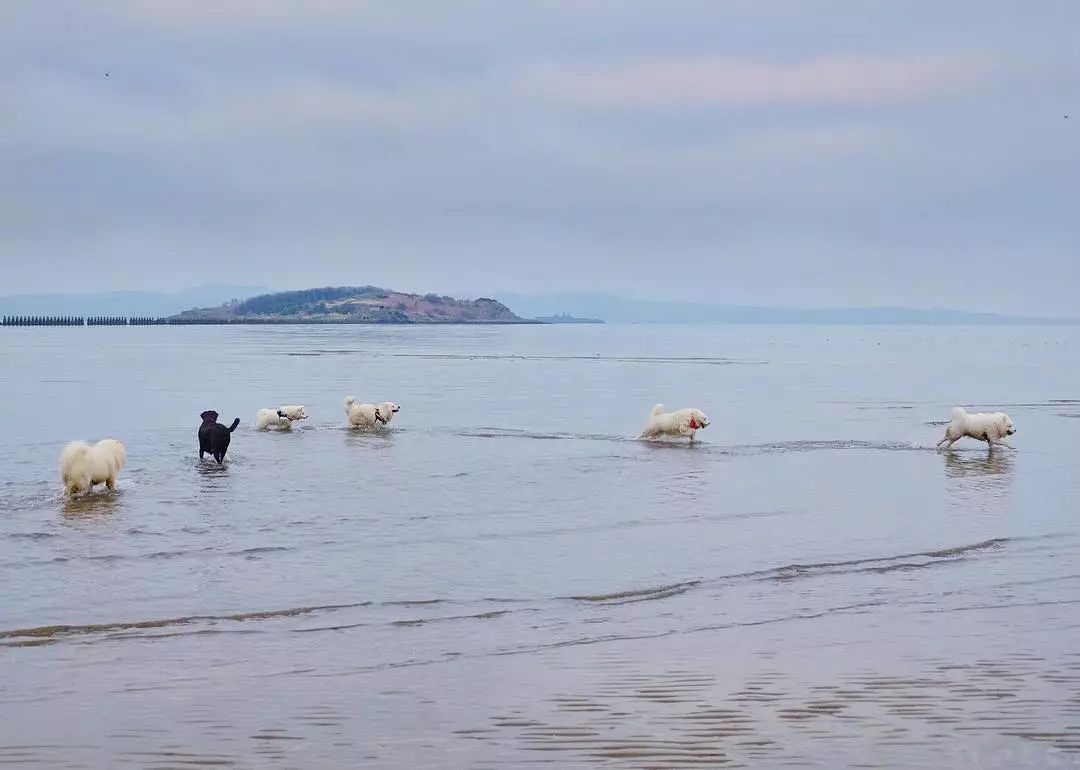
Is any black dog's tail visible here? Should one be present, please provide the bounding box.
[228,418,240,432]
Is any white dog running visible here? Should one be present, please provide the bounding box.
[640,404,711,441]
[936,407,1016,450]
[59,439,127,495]
[254,405,308,431]
[345,397,400,429]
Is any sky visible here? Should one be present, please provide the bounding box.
[1,1,1077,314]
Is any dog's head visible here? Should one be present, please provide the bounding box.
[688,409,710,430]
[200,410,219,424]
[280,405,307,421]
[377,402,400,423]
[999,413,1015,436]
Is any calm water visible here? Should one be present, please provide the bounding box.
[1,324,1078,769]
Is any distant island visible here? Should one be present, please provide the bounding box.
[170,286,531,324]
[535,313,605,324]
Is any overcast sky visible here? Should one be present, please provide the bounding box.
[2,1,1076,313]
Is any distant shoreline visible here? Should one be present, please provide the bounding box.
[8,317,1080,328]
[1,315,540,327]
[534,314,605,324]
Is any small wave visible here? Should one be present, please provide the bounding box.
[4,531,58,540]
[229,546,293,556]
[3,543,294,569]
[731,439,927,455]
[568,581,701,604]
[0,602,372,646]
[389,353,767,365]
[389,610,511,628]
[286,348,356,356]
[449,429,936,454]
[457,427,635,443]
[564,536,1038,608]
[750,537,1012,583]
[383,598,446,607]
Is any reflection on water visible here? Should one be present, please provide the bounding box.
[943,449,1014,479]
[61,490,123,518]
[942,449,1014,515]
[0,325,1077,768]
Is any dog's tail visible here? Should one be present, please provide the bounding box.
[951,406,967,421]
[345,395,356,410]
[228,418,240,432]
[651,404,665,417]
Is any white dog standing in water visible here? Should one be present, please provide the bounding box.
[937,407,1016,450]
[345,397,400,428]
[254,405,308,431]
[640,404,711,441]
[59,439,127,495]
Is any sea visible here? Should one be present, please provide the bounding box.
[0,324,1077,769]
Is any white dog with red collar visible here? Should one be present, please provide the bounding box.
[640,404,711,441]
[345,396,400,429]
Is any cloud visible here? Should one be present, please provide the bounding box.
[117,0,366,29]
[524,53,998,109]
[1,1,1077,313]
[7,76,433,151]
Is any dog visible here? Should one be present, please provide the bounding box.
[345,396,400,429]
[59,439,126,495]
[254,405,308,431]
[937,407,1016,450]
[640,404,711,441]
[199,410,241,463]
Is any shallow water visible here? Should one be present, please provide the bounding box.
[1,324,1078,768]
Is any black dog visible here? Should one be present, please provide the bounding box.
[199,410,240,464]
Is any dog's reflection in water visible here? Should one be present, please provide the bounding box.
[62,489,122,518]
[196,458,230,474]
[943,449,1013,479]
[943,450,1013,512]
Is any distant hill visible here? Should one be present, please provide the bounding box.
[172,286,529,324]
[498,293,1080,325]
[0,285,267,317]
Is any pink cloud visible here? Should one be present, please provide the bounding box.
[525,54,997,108]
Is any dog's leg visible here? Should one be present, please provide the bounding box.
[938,432,960,449]
[106,476,116,491]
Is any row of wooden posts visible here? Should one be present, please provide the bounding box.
[3,316,174,326]
[1,316,358,326]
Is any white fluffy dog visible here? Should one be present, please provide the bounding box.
[937,407,1016,450]
[345,396,400,429]
[254,405,308,431]
[640,404,711,441]
[59,439,127,495]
